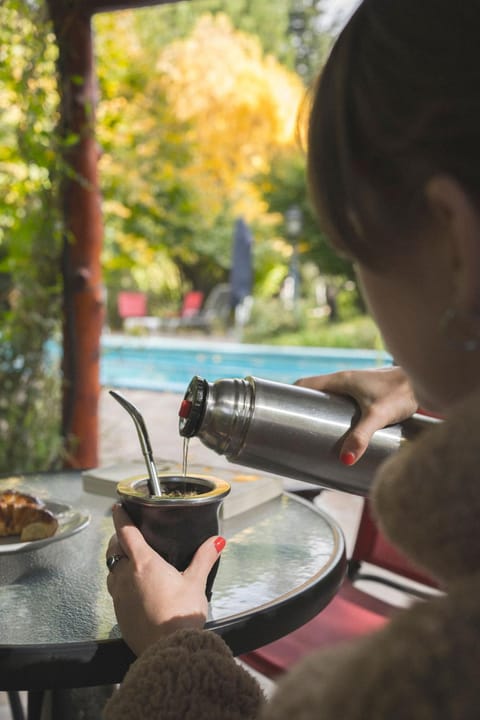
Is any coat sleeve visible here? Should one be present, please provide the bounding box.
[260,583,480,720]
[102,628,265,720]
[104,587,479,720]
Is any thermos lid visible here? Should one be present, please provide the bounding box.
[178,375,208,437]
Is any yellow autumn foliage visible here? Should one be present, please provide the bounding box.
[157,13,306,220]
[94,8,309,296]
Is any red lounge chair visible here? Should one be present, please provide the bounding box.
[180,290,204,318]
[168,284,231,333]
[117,291,147,319]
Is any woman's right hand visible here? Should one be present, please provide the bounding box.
[295,366,418,465]
[106,504,226,657]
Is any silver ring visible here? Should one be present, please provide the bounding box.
[106,554,125,572]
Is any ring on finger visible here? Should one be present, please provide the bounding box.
[106,553,126,572]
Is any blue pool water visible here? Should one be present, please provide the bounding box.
[100,335,391,393]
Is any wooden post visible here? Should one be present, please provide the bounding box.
[47,2,104,469]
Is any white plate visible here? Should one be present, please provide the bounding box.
[0,499,90,554]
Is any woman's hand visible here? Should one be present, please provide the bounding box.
[106,504,226,657]
[295,366,418,464]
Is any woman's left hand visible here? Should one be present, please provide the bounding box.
[106,504,226,656]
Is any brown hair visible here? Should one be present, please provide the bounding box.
[307,0,480,267]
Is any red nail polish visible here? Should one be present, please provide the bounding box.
[340,451,356,466]
[214,536,226,553]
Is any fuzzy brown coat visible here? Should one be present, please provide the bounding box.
[104,388,480,720]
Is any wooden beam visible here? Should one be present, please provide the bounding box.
[43,0,192,467]
[47,2,104,469]
[45,0,189,18]
[87,0,185,14]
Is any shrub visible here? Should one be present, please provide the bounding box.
[0,2,63,473]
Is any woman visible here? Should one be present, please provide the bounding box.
[104,1,480,717]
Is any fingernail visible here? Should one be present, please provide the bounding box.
[214,536,226,553]
[340,451,356,466]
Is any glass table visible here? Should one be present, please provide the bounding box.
[0,470,346,696]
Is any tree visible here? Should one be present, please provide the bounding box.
[0,0,63,472]
[288,0,332,84]
[156,13,305,240]
[258,148,356,279]
[134,0,332,83]
[94,11,203,311]
[134,0,295,71]
[94,10,307,304]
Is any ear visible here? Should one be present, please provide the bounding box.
[425,175,480,318]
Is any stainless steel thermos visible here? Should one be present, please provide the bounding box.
[178,375,439,496]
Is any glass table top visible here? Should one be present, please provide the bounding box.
[0,470,345,648]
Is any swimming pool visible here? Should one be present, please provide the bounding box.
[100,335,391,393]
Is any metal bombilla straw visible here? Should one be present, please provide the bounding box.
[109,390,162,497]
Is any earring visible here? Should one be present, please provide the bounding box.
[440,307,480,351]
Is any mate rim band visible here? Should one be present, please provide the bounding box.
[117,473,231,505]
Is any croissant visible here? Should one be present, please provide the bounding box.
[0,489,45,508]
[0,489,59,541]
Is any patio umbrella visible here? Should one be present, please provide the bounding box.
[230,217,253,310]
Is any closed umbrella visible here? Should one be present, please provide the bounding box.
[230,217,253,311]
